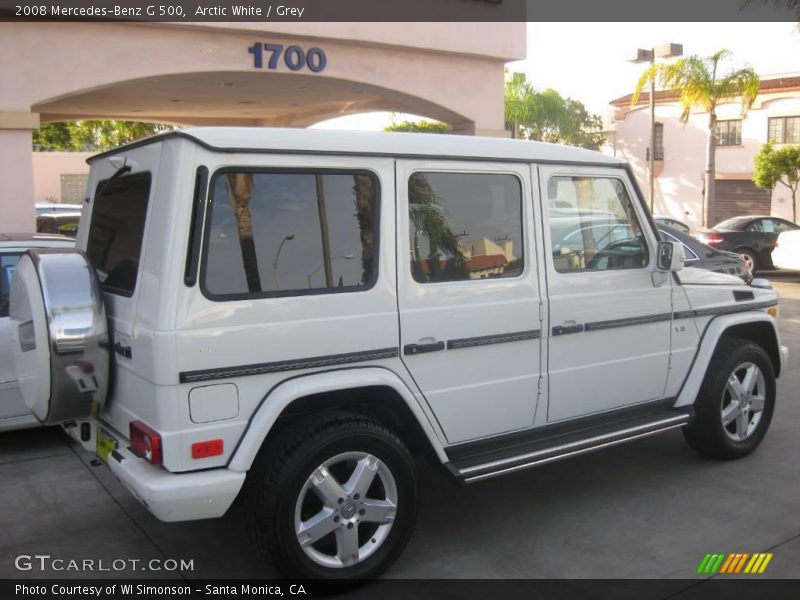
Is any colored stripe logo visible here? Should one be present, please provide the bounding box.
[697,552,773,574]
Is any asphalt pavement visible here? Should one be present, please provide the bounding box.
[2,273,799,585]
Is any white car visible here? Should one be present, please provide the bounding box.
[1,233,74,431]
[771,229,800,271]
[8,128,787,579]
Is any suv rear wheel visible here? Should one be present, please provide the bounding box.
[683,337,775,459]
[247,413,418,579]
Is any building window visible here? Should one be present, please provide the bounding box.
[653,122,664,161]
[715,120,742,146]
[408,172,524,283]
[202,170,379,299]
[60,174,89,203]
[768,116,800,144]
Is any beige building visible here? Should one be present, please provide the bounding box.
[605,75,800,228]
[1,22,526,230]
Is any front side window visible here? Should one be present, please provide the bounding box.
[202,170,378,299]
[86,172,151,296]
[0,252,22,318]
[715,120,742,146]
[548,175,648,273]
[768,116,800,144]
[408,172,524,284]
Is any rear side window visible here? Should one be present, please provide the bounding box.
[202,170,379,299]
[408,172,524,283]
[547,175,648,273]
[86,172,151,296]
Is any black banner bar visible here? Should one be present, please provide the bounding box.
[0,0,797,22]
[4,579,800,600]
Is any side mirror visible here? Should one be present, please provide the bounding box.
[656,241,684,272]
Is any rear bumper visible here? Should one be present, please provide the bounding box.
[99,423,245,522]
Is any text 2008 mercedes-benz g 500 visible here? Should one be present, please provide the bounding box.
[10,129,787,579]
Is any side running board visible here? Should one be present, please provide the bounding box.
[448,411,691,484]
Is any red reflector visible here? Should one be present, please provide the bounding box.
[192,439,224,459]
[130,420,163,465]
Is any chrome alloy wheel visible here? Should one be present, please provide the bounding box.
[294,451,398,569]
[738,252,755,274]
[721,362,766,442]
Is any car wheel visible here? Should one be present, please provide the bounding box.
[683,337,775,460]
[736,248,757,274]
[246,413,418,579]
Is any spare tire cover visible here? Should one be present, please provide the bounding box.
[10,249,110,424]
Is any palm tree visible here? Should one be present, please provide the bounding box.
[225,172,262,293]
[632,50,759,226]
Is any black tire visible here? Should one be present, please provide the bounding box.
[736,248,758,274]
[683,337,775,460]
[246,413,418,579]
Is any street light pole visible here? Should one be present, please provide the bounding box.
[648,51,655,213]
[307,253,355,288]
[630,43,683,214]
[272,233,295,290]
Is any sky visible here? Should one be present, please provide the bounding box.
[312,22,800,130]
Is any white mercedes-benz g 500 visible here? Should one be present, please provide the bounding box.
[9,128,787,579]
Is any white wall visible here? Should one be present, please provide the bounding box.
[606,92,800,228]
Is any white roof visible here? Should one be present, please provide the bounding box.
[92,127,625,166]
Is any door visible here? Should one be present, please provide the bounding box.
[0,251,25,419]
[397,161,542,444]
[711,180,770,226]
[79,144,162,430]
[540,165,672,422]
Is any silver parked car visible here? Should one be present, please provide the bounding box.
[0,233,74,431]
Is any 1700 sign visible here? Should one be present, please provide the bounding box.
[248,43,327,73]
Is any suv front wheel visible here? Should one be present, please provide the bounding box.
[683,337,775,460]
[247,413,418,579]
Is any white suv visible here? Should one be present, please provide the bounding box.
[9,129,787,579]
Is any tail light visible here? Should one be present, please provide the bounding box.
[704,234,724,245]
[130,420,163,465]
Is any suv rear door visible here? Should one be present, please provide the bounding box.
[80,144,161,426]
[396,161,542,444]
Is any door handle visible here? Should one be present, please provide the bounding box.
[113,342,132,358]
[552,322,585,336]
[403,341,445,355]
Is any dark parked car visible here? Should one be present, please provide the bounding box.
[654,215,692,234]
[694,215,798,273]
[660,225,751,282]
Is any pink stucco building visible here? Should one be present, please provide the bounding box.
[605,75,800,229]
[1,21,526,230]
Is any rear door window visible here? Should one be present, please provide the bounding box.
[407,172,524,283]
[86,172,151,296]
